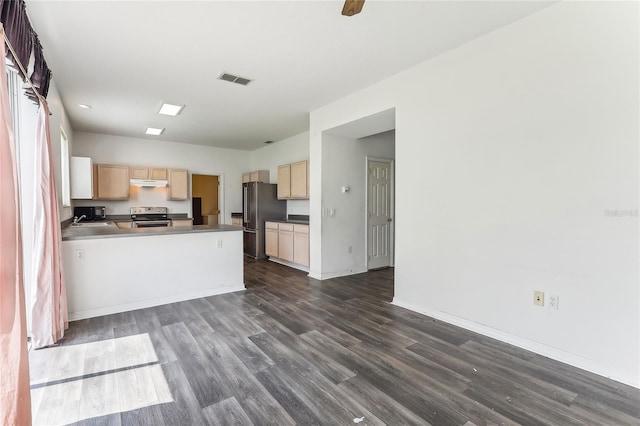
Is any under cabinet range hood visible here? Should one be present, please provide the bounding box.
[130,178,168,188]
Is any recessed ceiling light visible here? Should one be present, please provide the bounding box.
[145,127,164,136]
[158,103,184,116]
[77,104,92,109]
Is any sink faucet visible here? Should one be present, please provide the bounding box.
[73,215,87,224]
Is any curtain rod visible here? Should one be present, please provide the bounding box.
[1,24,48,108]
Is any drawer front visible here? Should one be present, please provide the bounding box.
[265,221,279,230]
[293,224,309,234]
[278,223,294,232]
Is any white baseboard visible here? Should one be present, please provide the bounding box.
[308,268,368,281]
[68,284,246,321]
[392,298,639,389]
[267,257,310,273]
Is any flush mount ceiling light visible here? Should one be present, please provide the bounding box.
[217,72,253,86]
[158,103,184,116]
[145,127,164,136]
[77,104,92,109]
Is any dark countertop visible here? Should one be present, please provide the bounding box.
[267,214,309,225]
[62,222,242,241]
[266,218,309,225]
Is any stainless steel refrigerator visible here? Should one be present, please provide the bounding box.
[243,182,286,259]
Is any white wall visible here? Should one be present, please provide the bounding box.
[250,131,310,215]
[47,82,75,221]
[310,2,639,386]
[72,131,250,223]
[317,131,394,278]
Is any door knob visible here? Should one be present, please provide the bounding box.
[387,217,393,222]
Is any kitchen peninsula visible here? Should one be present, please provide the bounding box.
[62,223,244,320]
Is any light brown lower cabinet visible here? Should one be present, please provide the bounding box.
[277,223,294,262]
[265,222,279,257]
[265,221,309,268]
[231,217,243,226]
[172,218,193,227]
[115,221,133,229]
[293,224,310,267]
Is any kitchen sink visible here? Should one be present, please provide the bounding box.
[70,221,115,227]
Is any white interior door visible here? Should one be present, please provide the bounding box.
[367,159,393,269]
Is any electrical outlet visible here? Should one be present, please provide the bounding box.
[216,240,223,248]
[533,291,544,306]
[548,294,559,310]
[76,249,85,260]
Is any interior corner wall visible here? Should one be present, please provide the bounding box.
[309,2,639,386]
[319,131,395,278]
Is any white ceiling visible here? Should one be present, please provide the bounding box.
[25,1,552,150]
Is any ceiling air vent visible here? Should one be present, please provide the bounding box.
[218,72,253,86]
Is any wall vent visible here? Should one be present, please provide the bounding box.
[218,72,253,86]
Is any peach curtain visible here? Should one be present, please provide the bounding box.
[30,100,68,349]
[0,26,32,426]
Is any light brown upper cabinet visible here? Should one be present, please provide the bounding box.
[95,164,130,200]
[278,160,308,200]
[150,168,168,180]
[167,169,188,200]
[130,167,168,180]
[242,170,269,184]
[277,164,291,199]
[290,160,309,199]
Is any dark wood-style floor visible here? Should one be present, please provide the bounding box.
[30,258,639,425]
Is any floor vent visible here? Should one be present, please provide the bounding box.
[218,72,253,86]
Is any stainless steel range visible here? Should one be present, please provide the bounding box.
[130,207,171,228]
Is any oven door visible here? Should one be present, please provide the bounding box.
[133,220,171,228]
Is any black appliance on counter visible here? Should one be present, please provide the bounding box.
[130,207,171,228]
[243,182,286,259]
[73,206,106,221]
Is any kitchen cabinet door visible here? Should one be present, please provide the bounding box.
[277,223,294,262]
[293,225,309,266]
[95,164,130,200]
[265,222,279,257]
[277,164,290,199]
[70,156,93,199]
[290,160,308,199]
[150,168,168,180]
[168,169,188,200]
[172,218,193,227]
[130,166,149,179]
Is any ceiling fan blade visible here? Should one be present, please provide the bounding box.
[342,0,365,16]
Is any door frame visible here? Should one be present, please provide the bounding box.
[365,156,395,269]
[190,172,224,224]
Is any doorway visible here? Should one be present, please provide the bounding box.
[192,174,220,225]
[367,157,394,270]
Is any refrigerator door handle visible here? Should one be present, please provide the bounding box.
[243,185,248,224]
